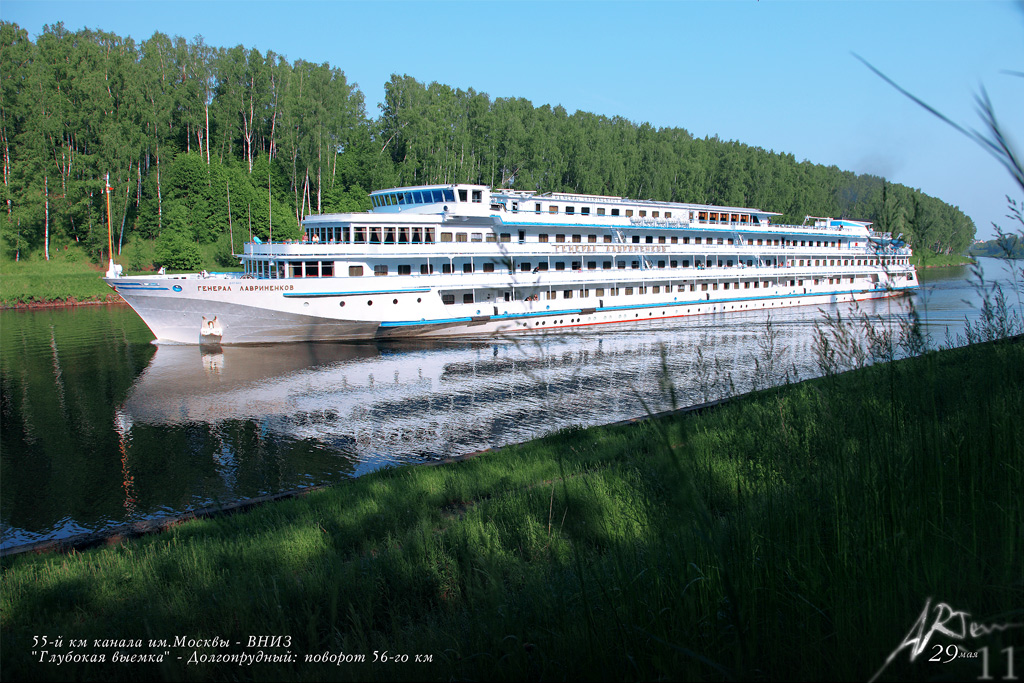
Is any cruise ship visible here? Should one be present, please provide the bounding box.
[105,184,917,344]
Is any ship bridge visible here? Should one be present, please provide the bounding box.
[369,184,494,217]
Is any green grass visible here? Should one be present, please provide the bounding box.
[910,251,974,268]
[2,336,1021,682]
[1,241,240,306]
[0,254,118,306]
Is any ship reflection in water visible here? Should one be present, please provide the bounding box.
[3,298,919,550]
[120,299,908,472]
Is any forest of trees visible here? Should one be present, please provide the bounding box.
[0,21,976,270]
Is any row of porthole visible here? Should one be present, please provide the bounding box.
[337,297,424,307]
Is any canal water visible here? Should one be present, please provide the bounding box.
[2,258,1020,550]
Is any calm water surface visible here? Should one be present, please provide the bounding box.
[2,258,1019,550]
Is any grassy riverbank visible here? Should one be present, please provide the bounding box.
[2,336,1021,682]
[0,241,238,307]
[0,258,119,306]
[910,251,973,268]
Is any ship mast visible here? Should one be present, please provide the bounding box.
[104,173,120,278]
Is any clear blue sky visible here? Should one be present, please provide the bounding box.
[4,0,1023,240]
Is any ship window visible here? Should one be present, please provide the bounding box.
[458,189,468,202]
[597,208,605,216]
[463,293,474,303]
[512,201,518,213]
[545,291,556,300]
[625,287,634,295]
[521,262,532,272]
[653,211,659,218]
[483,263,494,273]
[486,233,497,242]
[305,262,319,277]
[588,235,597,243]
[398,265,411,275]
[537,263,548,271]
[369,227,381,244]
[463,263,473,273]
[694,237,702,244]
[555,262,566,271]
[724,283,730,290]
[354,227,366,243]
[456,233,468,243]
[571,234,580,243]
[646,236,653,244]
[539,234,548,243]
[443,294,455,305]
[603,261,612,269]
[563,290,573,299]
[398,227,410,244]
[717,238,724,245]
[582,207,590,215]
[626,210,633,217]
[666,212,672,218]
[632,236,640,244]
[658,260,666,268]
[424,228,435,243]
[500,233,511,243]
[713,283,719,290]
[587,261,596,270]
[604,235,612,243]
[421,264,434,274]
[349,265,364,276]
[442,264,453,274]
[566,206,575,215]
[290,262,303,278]
[443,189,455,202]
[384,227,396,244]
[617,261,626,269]
[611,209,620,216]
[639,210,647,217]
[682,237,690,244]
[571,261,580,270]
[471,232,483,242]
[535,203,542,213]
[549,205,558,214]
[652,285,661,293]
[556,234,566,243]
[472,190,482,203]
[440,232,453,242]
[701,284,708,291]
[639,286,647,294]
[374,265,388,276]
[631,260,640,269]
